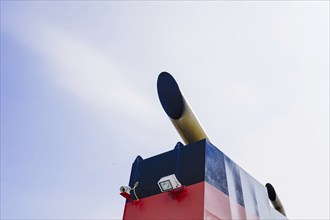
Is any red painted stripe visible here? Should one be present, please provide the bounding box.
[123,182,204,219]
[123,181,258,219]
[205,182,259,220]
[205,182,232,219]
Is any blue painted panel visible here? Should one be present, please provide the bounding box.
[128,140,206,199]
[240,168,259,217]
[224,155,245,208]
[205,141,228,196]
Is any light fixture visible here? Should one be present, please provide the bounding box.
[120,186,132,194]
[158,174,182,192]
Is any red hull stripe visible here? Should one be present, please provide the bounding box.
[123,182,261,220]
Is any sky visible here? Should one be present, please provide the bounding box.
[0,1,329,219]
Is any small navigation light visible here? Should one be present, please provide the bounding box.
[158,174,182,192]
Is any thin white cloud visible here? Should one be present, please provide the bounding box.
[3,19,157,120]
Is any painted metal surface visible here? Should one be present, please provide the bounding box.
[128,141,205,200]
[123,139,287,219]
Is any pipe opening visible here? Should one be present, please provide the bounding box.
[157,72,184,120]
[266,183,276,201]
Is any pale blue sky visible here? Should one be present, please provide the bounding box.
[1,1,329,219]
